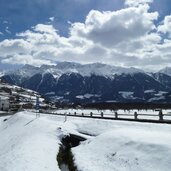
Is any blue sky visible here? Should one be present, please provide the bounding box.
[0,0,170,39]
[0,0,124,39]
[0,0,171,71]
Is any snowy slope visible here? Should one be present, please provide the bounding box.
[0,116,10,123]
[42,62,143,78]
[73,127,171,171]
[0,81,46,110]
[6,64,42,78]
[64,62,143,77]
[0,72,4,77]
[0,112,60,171]
[0,111,171,171]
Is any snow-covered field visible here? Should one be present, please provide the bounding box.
[0,111,171,171]
[0,116,10,123]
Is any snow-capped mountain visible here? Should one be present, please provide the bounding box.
[1,62,171,103]
[5,62,143,79]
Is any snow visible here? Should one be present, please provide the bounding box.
[6,62,144,80]
[50,96,64,101]
[6,64,42,78]
[0,81,46,109]
[45,91,55,95]
[0,116,10,123]
[0,72,4,77]
[75,63,143,78]
[155,91,168,96]
[144,89,155,93]
[0,111,171,171]
[76,95,84,99]
[148,96,165,102]
[76,94,100,99]
[73,128,171,171]
[0,112,60,171]
[119,91,134,99]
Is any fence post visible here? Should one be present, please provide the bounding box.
[90,112,93,117]
[101,112,103,117]
[64,113,67,122]
[134,112,138,120]
[159,110,163,121]
[115,112,118,119]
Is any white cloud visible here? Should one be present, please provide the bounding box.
[0,39,32,57]
[70,5,158,48]
[125,0,153,7]
[0,0,171,71]
[158,15,171,35]
[1,54,53,66]
[33,24,57,34]
[49,17,55,22]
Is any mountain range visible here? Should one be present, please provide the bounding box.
[1,62,171,104]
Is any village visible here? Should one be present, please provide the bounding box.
[0,79,50,115]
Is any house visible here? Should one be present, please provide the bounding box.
[0,96,10,111]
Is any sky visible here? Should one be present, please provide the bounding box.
[0,0,171,71]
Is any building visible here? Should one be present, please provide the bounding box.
[0,96,10,111]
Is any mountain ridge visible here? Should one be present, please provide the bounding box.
[1,62,171,104]
[4,62,145,78]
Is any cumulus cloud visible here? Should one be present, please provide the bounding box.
[158,15,171,35]
[0,39,32,57]
[70,5,158,48]
[0,0,171,71]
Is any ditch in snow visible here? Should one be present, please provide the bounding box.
[57,133,86,171]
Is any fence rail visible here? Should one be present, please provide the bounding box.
[38,109,171,124]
